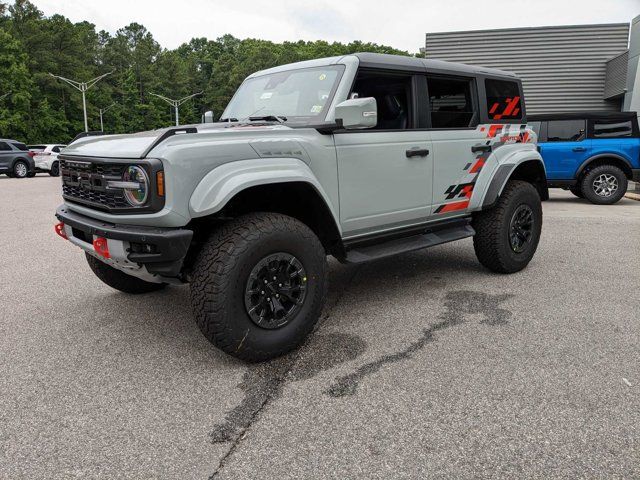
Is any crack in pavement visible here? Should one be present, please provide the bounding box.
[209,266,364,478]
[325,290,513,398]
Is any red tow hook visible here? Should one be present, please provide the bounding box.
[54,222,68,240]
[93,237,110,259]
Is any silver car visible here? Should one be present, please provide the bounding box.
[0,139,36,178]
[55,53,548,361]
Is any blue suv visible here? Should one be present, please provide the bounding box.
[529,112,640,204]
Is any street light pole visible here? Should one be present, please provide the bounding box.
[150,92,203,126]
[49,71,114,132]
[98,103,116,132]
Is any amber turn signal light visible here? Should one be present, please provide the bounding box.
[156,171,165,197]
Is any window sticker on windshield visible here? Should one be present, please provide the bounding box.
[311,105,323,113]
[318,73,327,81]
[260,92,273,100]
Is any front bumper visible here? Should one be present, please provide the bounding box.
[56,204,193,279]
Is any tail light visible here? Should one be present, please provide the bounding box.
[27,151,35,158]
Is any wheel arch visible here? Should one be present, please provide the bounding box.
[575,154,633,180]
[188,158,343,256]
[481,158,548,209]
[11,156,29,168]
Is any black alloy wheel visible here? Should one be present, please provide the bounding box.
[244,252,308,329]
[509,204,534,253]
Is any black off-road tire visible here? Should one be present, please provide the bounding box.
[190,212,327,362]
[580,165,627,205]
[472,180,542,274]
[49,161,60,177]
[569,186,584,198]
[85,253,167,294]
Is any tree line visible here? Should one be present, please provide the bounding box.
[0,0,410,143]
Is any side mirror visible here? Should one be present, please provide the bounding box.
[334,97,377,130]
[202,111,214,123]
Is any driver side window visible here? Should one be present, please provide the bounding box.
[350,70,414,130]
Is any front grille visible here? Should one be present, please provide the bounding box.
[59,155,164,214]
[60,158,129,211]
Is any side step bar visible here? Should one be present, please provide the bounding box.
[344,222,475,264]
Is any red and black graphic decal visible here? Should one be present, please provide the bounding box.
[488,96,521,120]
[434,124,530,215]
[434,200,469,214]
[444,182,474,200]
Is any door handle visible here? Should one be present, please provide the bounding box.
[471,145,492,153]
[572,147,587,152]
[406,148,429,158]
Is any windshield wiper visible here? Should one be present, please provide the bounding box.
[248,115,288,123]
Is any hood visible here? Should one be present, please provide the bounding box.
[61,122,293,159]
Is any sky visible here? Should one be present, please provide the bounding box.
[29,0,638,53]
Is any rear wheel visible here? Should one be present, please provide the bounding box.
[472,180,543,274]
[190,212,327,362]
[581,165,627,205]
[85,253,166,294]
[13,161,28,178]
[49,161,60,177]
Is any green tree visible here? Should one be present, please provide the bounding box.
[0,29,32,139]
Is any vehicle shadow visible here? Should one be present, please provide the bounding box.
[68,244,484,366]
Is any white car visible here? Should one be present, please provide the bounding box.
[28,144,66,176]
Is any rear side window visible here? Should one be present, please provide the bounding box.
[592,119,633,138]
[0,142,12,151]
[11,142,28,151]
[485,79,522,121]
[547,120,586,142]
[427,76,477,128]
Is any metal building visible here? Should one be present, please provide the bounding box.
[424,22,635,114]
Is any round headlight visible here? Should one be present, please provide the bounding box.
[122,165,149,206]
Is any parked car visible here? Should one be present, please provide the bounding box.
[28,144,67,176]
[54,53,547,361]
[0,139,36,178]
[528,112,640,204]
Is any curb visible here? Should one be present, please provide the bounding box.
[624,191,640,201]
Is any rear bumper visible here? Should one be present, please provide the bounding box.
[55,204,193,278]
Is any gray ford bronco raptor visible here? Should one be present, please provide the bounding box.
[55,53,548,361]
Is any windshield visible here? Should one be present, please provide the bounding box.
[222,65,344,125]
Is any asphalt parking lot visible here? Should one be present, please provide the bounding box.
[1,175,639,479]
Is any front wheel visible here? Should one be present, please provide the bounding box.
[85,253,167,294]
[472,180,543,274]
[190,212,327,362]
[581,165,627,205]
